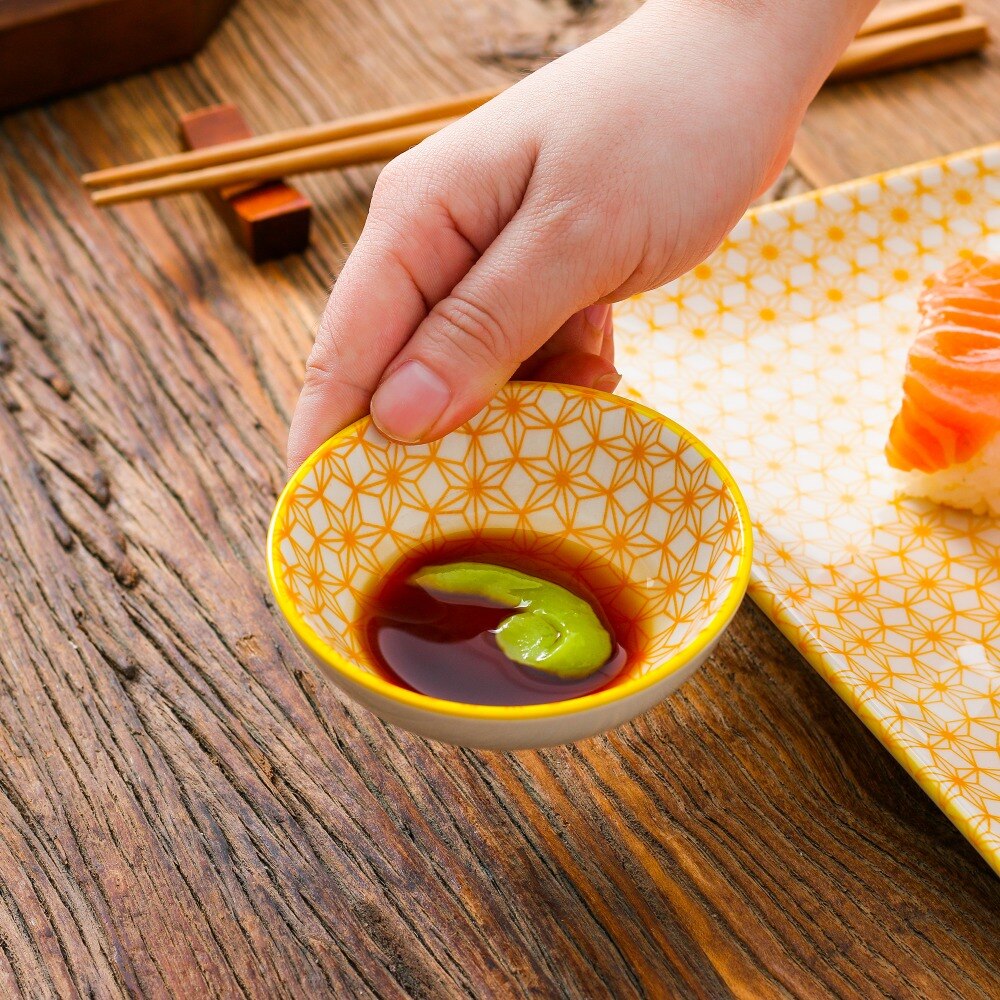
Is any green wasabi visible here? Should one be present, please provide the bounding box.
[408,561,612,679]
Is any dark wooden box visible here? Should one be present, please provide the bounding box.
[0,0,236,112]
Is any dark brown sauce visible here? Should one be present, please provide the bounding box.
[361,531,644,706]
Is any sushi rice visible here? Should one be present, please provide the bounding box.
[899,435,1000,517]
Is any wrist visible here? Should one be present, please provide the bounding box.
[636,0,878,111]
[618,0,877,197]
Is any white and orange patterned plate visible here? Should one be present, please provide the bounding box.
[616,142,1000,875]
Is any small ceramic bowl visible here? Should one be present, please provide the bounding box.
[268,382,751,750]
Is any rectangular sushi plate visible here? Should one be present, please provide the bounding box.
[616,143,1000,876]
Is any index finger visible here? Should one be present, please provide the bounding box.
[285,191,477,473]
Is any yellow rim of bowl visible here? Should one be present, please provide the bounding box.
[267,383,753,721]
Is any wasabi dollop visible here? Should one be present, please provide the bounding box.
[408,561,612,679]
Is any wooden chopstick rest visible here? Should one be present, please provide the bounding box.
[178,103,311,262]
[830,14,988,82]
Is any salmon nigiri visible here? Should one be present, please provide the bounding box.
[886,254,1000,516]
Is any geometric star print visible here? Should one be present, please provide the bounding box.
[616,141,1000,876]
[270,381,748,734]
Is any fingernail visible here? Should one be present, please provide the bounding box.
[593,369,621,394]
[584,303,610,330]
[370,360,451,442]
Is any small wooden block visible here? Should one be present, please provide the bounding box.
[179,104,311,263]
[0,0,236,112]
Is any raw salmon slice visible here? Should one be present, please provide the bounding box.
[887,255,1000,474]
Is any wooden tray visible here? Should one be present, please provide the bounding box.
[0,0,235,112]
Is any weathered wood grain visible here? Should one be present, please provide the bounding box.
[0,1,998,997]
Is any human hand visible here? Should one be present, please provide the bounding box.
[288,0,873,471]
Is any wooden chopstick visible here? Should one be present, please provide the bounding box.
[82,87,502,188]
[88,9,989,208]
[89,117,459,206]
[857,0,964,37]
[83,3,962,194]
[830,14,987,82]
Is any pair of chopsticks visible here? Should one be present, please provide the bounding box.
[833,0,986,80]
[84,0,988,207]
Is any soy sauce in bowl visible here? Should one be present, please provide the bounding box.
[362,531,641,706]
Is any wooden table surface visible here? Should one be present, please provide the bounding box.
[1,1,999,996]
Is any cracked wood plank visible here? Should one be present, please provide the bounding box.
[0,1,998,997]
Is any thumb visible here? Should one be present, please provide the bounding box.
[370,199,606,442]
[285,121,530,473]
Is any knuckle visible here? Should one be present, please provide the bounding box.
[531,195,592,245]
[302,344,339,394]
[373,146,450,212]
[301,353,370,411]
[433,292,515,368]
[302,314,368,402]
[524,189,614,265]
[303,342,335,384]
[308,308,340,371]
[371,153,414,202]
